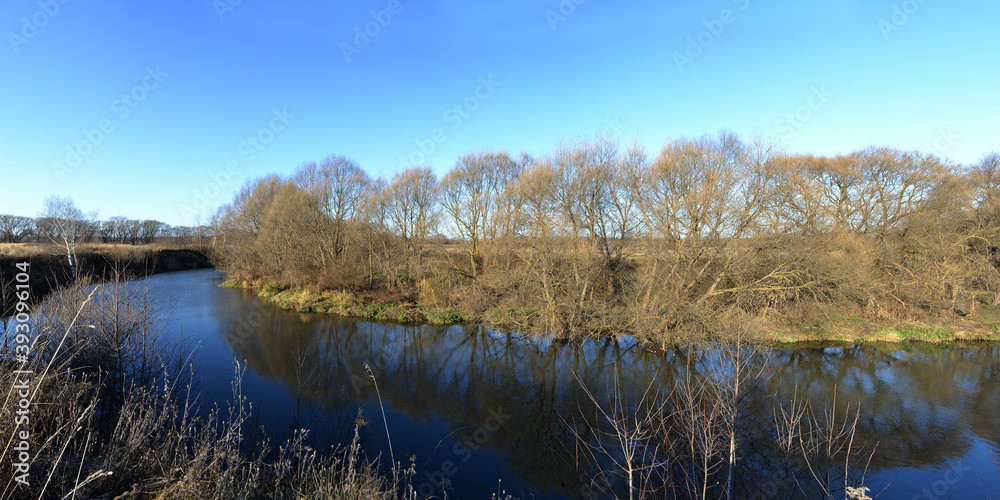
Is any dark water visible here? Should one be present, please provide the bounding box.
[153,269,999,499]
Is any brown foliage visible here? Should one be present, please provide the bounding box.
[211,139,1000,339]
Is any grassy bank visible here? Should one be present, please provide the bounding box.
[753,305,1000,345]
[0,242,212,316]
[222,278,1000,346]
[222,278,537,332]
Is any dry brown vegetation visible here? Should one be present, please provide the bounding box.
[0,242,206,261]
[211,134,1000,343]
[0,243,211,322]
[568,327,876,499]
[0,279,413,499]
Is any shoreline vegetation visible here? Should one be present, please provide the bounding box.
[0,242,211,316]
[209,132,1000,348]
[221,277,1000,346]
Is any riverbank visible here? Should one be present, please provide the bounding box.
[221,278,537,331]
[0,242,212,315]
[221,278,1000,346]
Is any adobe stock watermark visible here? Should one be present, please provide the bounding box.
[357,353,488,497]
[340,0,410,63]
[672,0,751,73]
[598,116,628,138]
[213,0,246,22]
[909,460,969,499]
[222,300,265,346]
[7,0,71,54]
[179,107,294,220]
[929,127,958,157]
[10,261,33,487]
[878,0,928,41]
[415,406,512,499]
[545,0,587,31]
[397,75,501,169]
[52,65,168,181]
[350,350,396,396]
[775,85,833,140]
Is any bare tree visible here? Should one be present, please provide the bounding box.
[97,219,114,243]
[0,214,34,243]
[212,175,284,279]
[971,151,1000,220]
[356,176,397,284]
[256,182,327,286]
[200,135,1000,338]
[38,196,95,279]
[517,160,558,239]
[229,175,284,235]
[848,146,943,236]
[760,154,827,234]
[385,167,439,279]
[139,220,165,244]
[626,132,779,328]
[439,150,522,277]
[101,216,127,244]
[293,155,371,263]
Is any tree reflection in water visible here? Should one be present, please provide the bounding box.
[210,285,1000,498]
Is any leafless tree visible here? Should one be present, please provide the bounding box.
[38,196,96,279]
[139,220,165,244]
[971,151,1000,222]
[439,150,523,277]
[212,175,284,280]
[0,214,33,243]
[102,216,128,244]
[553,138,640,265]
[385,166,439,280]
[356,176,399,285]
[517,160,558,239]
[201,134,1000,338]
[255,182,328,286]
[293,155,371,262]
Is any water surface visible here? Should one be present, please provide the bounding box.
[154,269,1000,499]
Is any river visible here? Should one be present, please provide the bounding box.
[151,268,999,499]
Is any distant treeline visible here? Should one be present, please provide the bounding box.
[207,130,1000,338]
[0,213,211,246]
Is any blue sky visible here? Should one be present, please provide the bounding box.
[1,0,998,226]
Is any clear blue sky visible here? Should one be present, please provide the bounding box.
[2,0,998,226]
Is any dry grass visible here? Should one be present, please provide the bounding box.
[0,242,204,259]
[0,242,50,259]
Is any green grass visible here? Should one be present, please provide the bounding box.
[258,282,287,298]
[874,324,956,343]
[425,309,464,325]
[768,330,799,344]
[900,325,955,341]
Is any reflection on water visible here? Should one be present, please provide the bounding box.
[154,269,1000,499]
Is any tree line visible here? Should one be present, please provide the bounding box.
[2,198,212,280]
[210,131,1000,337]
[0,205,210,245]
